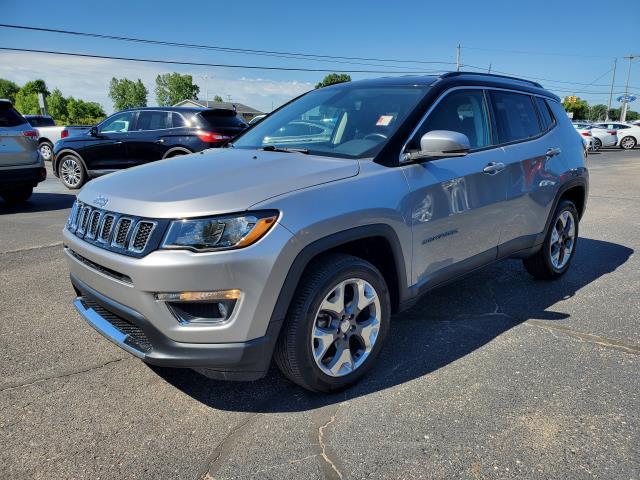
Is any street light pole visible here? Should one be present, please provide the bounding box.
[456,44,461,72]
[606,58,617,121]
[620,55,636,122]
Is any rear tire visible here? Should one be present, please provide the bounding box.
[274,253,391,392]
[58,154,86,189]
[593,138,602,151]
[620,136,637,150]
[39,141,54,161]
[1,185,33,204]
[523,200,579,280]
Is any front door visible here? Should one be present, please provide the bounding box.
[83,111,136,171]
[401,89,507,290]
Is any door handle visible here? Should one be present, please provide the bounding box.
[482,161,505,175]
[155,139,165,144]
[545,147,561,158]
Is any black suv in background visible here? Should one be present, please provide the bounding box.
[53,107,248,189]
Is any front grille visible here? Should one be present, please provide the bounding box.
[66,200,166,257]
[112,218,132,248]
[80,296,152,353]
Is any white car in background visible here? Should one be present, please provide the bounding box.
[593,122,640,150]
[586,125,618,149]
[573,124,595,151]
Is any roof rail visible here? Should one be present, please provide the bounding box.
[440,71,543,89]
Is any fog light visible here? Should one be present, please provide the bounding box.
[154,289,241,302]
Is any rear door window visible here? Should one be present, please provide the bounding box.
[135,111,171,131]
[534,97,555,131]
[0,104,28,128]
[172,113,187,128]
[489,91,542,144]
[417,89,491,150]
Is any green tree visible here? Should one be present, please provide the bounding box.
[608,108,621,121]
[627,110,639,121]
[21,79,50,97]
[315,73,351,89]
[213,95,223,102]
[13,89,40,114]
[108,77,148,111]
[563,96,589,120]
[47,88,68,121]
[66,97,106,124]
[588,104,607,121]
[155,73,200,106]
[0,78,20,103]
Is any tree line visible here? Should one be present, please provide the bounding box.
[562,96,638,122]
[0,78,106,125]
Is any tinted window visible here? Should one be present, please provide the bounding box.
[418,90,491,150]
[136,111,171,131]
[100,111,135,133]
[198,111,247,128]
[535,97,555,131]
[490,91,541,143]
[27,116,56,127]
[172,113,187,128]
[0,104,28,127]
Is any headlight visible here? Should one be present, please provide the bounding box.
[161,211,278,252]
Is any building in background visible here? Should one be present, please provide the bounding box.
[173,99,263,122]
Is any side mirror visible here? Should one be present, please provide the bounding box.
[89,126,99,137]
[402,130,470,162]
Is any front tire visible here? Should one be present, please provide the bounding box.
[39,141,54,161]
[58,154,86,189]
[274,253,391,392]
[620,136,637,150]
[523,200,579,280]
[1,185,33,204]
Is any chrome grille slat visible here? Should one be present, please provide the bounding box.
[66,200,161,257]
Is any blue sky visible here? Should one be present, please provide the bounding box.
[1,0,638,114]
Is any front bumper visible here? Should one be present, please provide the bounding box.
[72,274,281,380]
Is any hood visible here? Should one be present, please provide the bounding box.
[78,148,360,218]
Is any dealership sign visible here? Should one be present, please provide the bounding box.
[617,94,637,103]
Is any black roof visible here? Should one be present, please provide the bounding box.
[326,71,559,101]
[119,106,214,114]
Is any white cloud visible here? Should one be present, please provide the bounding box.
[0,51,313,113]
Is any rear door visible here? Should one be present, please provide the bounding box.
[402,88,507,288]
[0,103,38,167]
[488,90,558,252]
[82,111,135,171]
[126,110,173,163]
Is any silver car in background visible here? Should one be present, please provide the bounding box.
[0,100,46,204]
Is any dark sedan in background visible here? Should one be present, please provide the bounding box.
[53,106,248,189]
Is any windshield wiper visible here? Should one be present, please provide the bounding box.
[261,145,309,154]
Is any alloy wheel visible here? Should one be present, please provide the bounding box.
[549,210,575,270]
[621,136,636,149]
[39,143,52,161]
[311,278,381,377]
[60,158,82,187]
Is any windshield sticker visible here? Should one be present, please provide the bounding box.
[376,115,394,126]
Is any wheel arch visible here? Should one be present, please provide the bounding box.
[162,147,193,159]
[53,149,87,178]
[541,178,588,242]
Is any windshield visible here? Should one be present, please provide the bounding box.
[232,85,428,158]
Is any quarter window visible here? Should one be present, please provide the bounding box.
[535,97,555,131]
[136,111,171,131]
[100,111,135,133]
[417,90,491,150]
[172,113,187,128]
[490,91,541,143]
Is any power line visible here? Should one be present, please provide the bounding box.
[0,46,448,74]
[0,24,458,69]
[461,45,613,59]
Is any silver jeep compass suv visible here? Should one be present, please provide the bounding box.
[64,73,588,392]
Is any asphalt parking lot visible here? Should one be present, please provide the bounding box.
[1,150,638,480]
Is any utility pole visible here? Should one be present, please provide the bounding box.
[606,58,617,121]
[456,44,461,72]
[620,55,636,122]
[200,75,210,105]
[488,63,492,73]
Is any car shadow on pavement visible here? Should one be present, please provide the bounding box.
[0,192,76,214]
[152,237,633,412]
